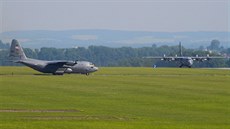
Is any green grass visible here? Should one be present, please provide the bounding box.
[0,67,230,129]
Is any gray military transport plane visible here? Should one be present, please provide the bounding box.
[144,42,225,68]
[9,39,98,75]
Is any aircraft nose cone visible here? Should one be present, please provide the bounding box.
[94,67,99,71]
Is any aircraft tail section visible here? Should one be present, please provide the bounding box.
[179,42,182,56]
[9,39,27,61]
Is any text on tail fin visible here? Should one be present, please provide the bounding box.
[9,39,27,60]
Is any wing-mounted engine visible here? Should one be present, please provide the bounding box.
[192,54,214,62]
[161,54,174,61]
[198,58,207,62]
[194,55,206,62]
[206,54,211,61]
[161,54,171,61]
[161,54,166,61]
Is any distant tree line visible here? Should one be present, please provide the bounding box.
[0,40,10,49]
[0,39,230,67]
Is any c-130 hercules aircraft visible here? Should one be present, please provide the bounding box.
[144,42,225,68]
[9,39,98,75]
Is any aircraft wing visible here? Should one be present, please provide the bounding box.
[144,55,227,62]
[143,56,178,61]
[191,56,226,62]
[46,60,77,67]
[47,60,77,65]
[143,56,163,59]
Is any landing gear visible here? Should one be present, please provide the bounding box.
[52,73,64,75]
[86,73,89,76]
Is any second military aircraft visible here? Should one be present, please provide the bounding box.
[144,42,225,68]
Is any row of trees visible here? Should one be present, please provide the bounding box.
[0,40,10,49]
[1,40,230,67]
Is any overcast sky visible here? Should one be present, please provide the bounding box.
[0,0,229,32]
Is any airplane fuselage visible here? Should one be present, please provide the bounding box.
[177,57,193,68]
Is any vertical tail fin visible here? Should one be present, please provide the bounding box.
[179,42,182,56]
[9,39,27,60]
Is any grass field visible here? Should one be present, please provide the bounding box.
[0,67,230,129]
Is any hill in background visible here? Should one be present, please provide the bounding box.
[0,30,229,48]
